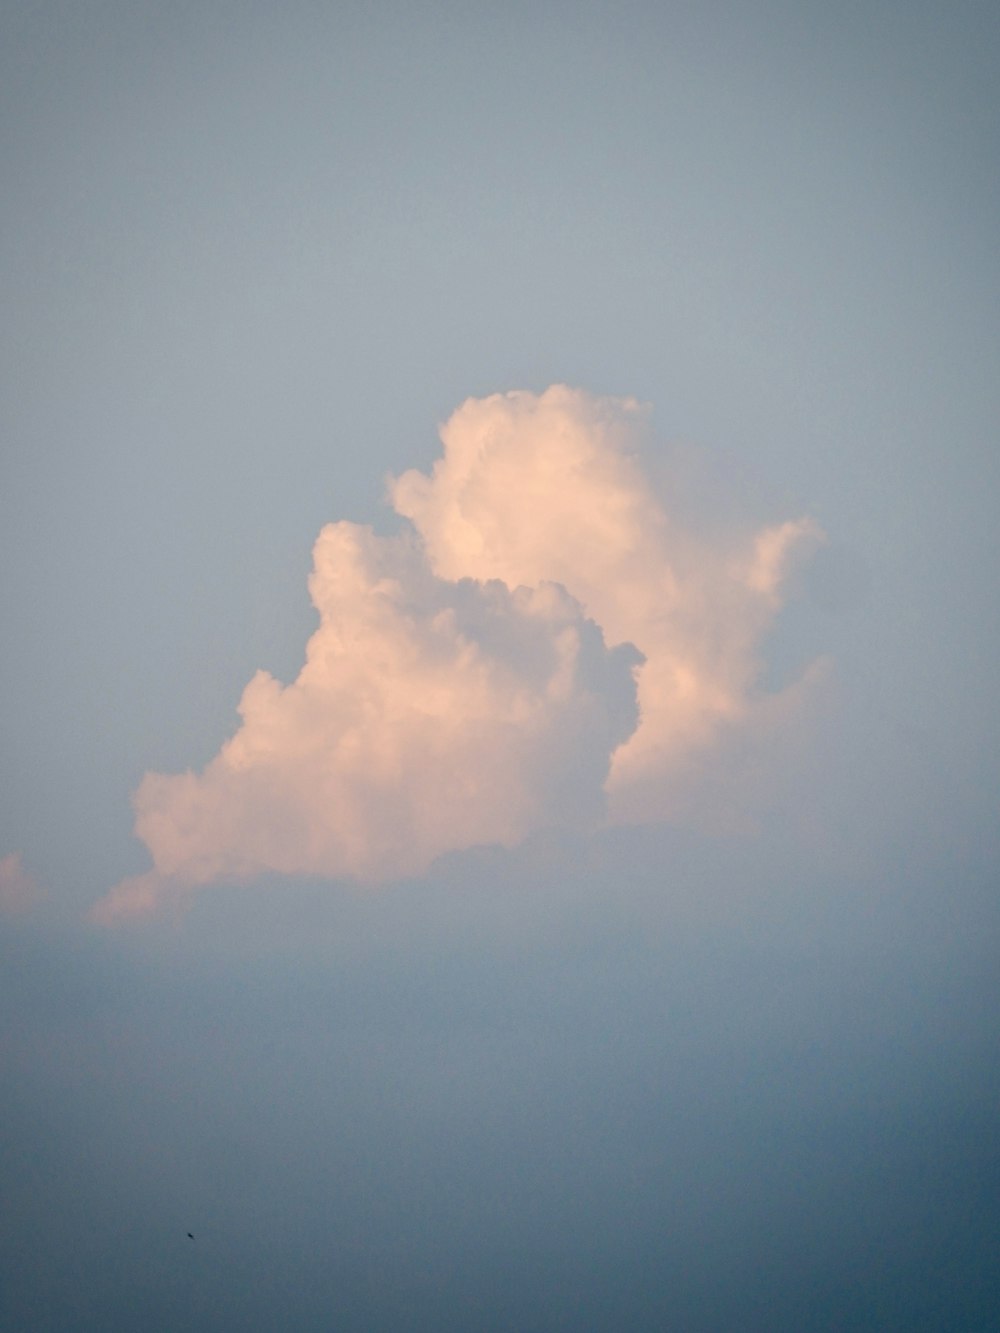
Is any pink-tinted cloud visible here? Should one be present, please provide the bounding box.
[95,386,823,922]
[393,385,824,823]
[93,521,640,922]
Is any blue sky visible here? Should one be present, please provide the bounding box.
[2,2,998,1327]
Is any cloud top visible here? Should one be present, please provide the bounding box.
[393,386,823,821]
[96,386,822,921]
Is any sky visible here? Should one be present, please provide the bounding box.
[1,1,998,1328]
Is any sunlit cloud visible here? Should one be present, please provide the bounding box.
[95,386,823,921]
[393,385,825,823]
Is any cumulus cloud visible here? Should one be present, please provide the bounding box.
[94,520,640,922]
[0,852,44,914]
[95,386,823,921]
[392,385,824,823]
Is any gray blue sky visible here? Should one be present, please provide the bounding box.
[2,2,998,1328]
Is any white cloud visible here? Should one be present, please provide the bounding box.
[95,385,823,921]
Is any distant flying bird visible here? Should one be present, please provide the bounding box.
[187,1233,194,1239]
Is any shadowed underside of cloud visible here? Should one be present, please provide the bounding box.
[94,386,823,922]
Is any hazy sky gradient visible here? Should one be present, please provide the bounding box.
[2,2,998,1328]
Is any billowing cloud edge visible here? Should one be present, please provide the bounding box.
[94,385,825,923]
